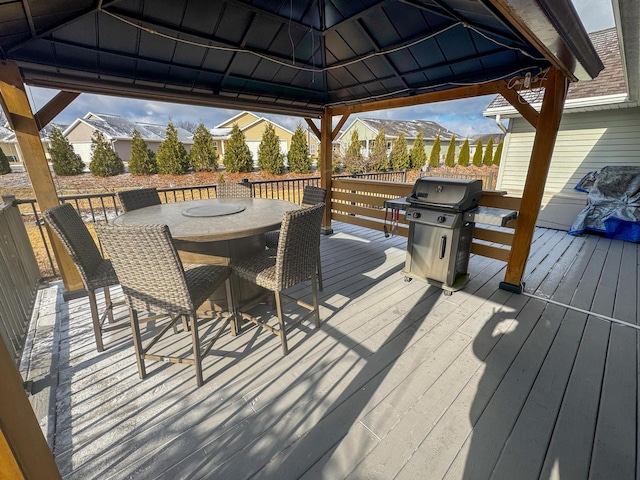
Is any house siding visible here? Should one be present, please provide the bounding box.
[497,106,640,230]
[66,122,95,143]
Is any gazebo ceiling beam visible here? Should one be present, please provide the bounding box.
[20,68,324,118]
[223,0,322,35]
[398,0,529,46]
[104,8,320,71]
[330,76,544,115]
[326,45,511,97]
[353,18,409,90]
[37,38,323,101]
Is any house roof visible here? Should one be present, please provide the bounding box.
[485,28,626,114]
[0,1,603,118]
[353,117,458,141]
[0,122,68,143]
[64,113,193,143]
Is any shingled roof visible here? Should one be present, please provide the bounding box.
[354,118,458,141]
[485,28,625,113]
[0,122,68,143]
[65,113,193,143]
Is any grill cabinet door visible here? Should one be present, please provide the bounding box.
[404,222,453,284]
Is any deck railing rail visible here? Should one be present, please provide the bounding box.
[0,195,42,365]
[14,171,410,278]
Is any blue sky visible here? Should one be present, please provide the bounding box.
[28,0,615,137]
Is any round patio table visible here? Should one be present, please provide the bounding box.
[112,198,300,310]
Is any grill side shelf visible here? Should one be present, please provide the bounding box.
[474,206,518,227]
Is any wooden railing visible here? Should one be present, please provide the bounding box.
[330,178,521,263]
[0,195,41,365]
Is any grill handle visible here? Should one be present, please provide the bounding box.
[439,235,447,259]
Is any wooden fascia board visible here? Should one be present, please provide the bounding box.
[331,81,508,116]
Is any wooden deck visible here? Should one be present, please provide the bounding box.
[21,222,639,479]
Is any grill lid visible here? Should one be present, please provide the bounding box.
[408,177,482,211]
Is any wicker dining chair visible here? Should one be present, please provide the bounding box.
[117,188,161,212]
[216,182,253,198]
[43,203,125,352]
[265,185,326,289]
[231,203,325,355]
[95,223,236,387]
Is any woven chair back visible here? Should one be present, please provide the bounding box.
[275,203,325,290]
[301,185,326,207]
[43,203,105,288]
[216,182,252,198]
[95,224,193,315]
[117,188,161,212]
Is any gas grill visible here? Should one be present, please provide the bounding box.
[402,177,483,294]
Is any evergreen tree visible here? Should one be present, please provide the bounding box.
[429,134,441,168]
[472,139,483,167]
[0,148,10,175]
[287,124,312,173]
[369,128,390,172]
[493,140,504,166]
[389,132,410,170]
[49,126,84,176]
[483,136,494,166]
[128,129,157,175]
[156,122,190,175]
[458,138,470,167]
[257,123,284,174]
[410,131,427,170]
[89,131,123,177]
[189,123,218,172]
[223,123,253,173]
[445,134,456,167]
[344,130,367,173]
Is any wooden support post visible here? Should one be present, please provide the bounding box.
[320,107,334,234]
[0,60,83,292]
[0,338,62,479]
[501,68,569,292]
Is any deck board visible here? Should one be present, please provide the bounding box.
[20,223,640,479]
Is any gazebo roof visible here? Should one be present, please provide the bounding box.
[0,0,603,117]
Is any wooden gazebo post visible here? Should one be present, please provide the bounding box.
[500,67,569,292]
[0,61,83,293]
[319,107,334,233]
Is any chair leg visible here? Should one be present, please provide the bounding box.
[311,274,320,328]
[316,248,323,291]
[274,291,288,356]
[104,285,115,323]
[87,290,104,352]
[190,312,204,387]
[224,278,239,336]
[129,308,147,380]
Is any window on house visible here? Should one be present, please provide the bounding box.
[310,144,316,154]
[387,141,392,150]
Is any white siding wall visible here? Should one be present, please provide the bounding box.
[497,106,640,230]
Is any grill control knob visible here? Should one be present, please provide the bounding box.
[412,211,421,219]
[437,215,447,223]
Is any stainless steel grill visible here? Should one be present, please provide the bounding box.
[402,177,482,295]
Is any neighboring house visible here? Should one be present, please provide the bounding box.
[0,122,68,172]
[336,117,463,159]
[64,113,194,165]
[483,27,636,230]
[211,111,321,165]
